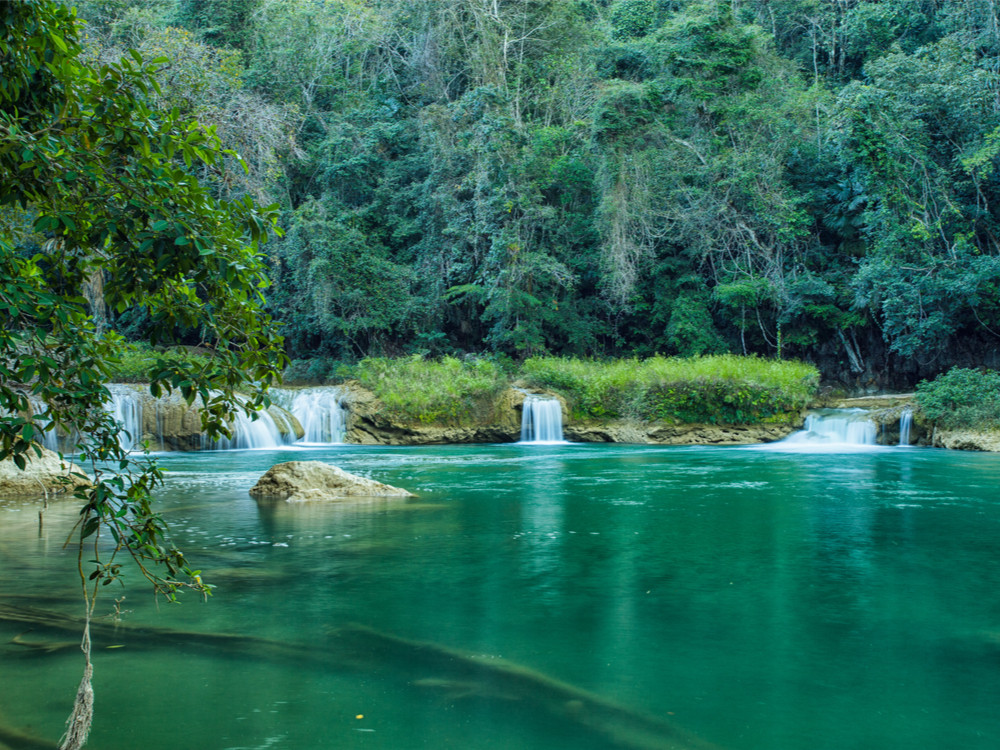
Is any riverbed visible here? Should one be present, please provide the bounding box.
[2,442,999,749]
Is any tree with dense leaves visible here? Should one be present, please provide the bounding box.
[1,1,284,744]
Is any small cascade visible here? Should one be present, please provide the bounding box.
[205,406,287,450]
[773,409,878,450]
[520,396,565,443]
[107,384,144,451]
[804,411,878,445]
[275,387,348,444]
[899,408,914,447]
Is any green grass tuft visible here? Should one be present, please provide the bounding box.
[350,355,509,425]
[519,355,818,424]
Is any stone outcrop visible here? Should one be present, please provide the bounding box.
[931,428,1000,452]
[249,461,414,502]
[565,421,800,445]
[865,403,928,446]
[826,393,915,409]
[340,382,526,445]
[0,446,90,498]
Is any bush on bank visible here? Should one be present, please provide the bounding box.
[519,355,819,423]
[915,367,1000,429]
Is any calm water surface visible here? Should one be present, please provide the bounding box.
[2,443,1000,750]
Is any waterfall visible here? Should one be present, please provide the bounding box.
[520,396,565,443]
[899,408,913,447]
[803,412,877,445]
[273,387,348,444]
[771,409,879,451]
[205,406,287,450]
[107,384,144,451]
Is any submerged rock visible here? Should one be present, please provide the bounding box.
[249,461,415,502]
[0,446,90,497]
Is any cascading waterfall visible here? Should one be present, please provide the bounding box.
[520,396,565,443]
[773,409,879,450]
[107,384,144,451]
[205,406,287,450]
[803,411,878,445]
[899,408,914,447]
[273,387,348,444]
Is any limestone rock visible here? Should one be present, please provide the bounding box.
[932,428,1000,452]
[340,381,523,445]
[0,446,90,498]
[564,420,799,445]
[249,461,414,502]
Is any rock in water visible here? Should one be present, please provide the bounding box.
[249,461,414,502]
[0,446,90,497]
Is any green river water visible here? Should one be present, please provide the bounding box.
[2,442,1000,749]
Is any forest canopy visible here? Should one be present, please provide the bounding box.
[55,0,1000,385]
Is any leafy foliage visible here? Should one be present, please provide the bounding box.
[0,0,284,598]
[915,367,1000,429]
[65,0,1000,384]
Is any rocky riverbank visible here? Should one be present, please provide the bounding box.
[336,381,803,445]
[22,383,996,452]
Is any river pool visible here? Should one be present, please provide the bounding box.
[2,442,1000,750]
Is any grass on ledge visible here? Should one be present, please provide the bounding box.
[519,355,819,424]
[351,355,509,425]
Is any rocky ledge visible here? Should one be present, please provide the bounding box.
[249,461,415,502]
[565,421,800,445]
[930,428,1000,452]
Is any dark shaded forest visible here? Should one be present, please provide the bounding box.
[73,0,1000,386]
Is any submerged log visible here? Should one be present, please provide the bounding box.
[0,723,57,750]
[0,602,719,750]
[330,624,722,750]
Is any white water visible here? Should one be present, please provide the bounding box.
[520,396,565,443]
[273,387,348,444]
[205,405,289,450]
[764,409,881,452]
[107,384,144,451]
[899,408,914,446]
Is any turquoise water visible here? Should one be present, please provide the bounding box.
[2,443,1000,749]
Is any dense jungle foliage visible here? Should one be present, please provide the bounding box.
[57,1,1000,385]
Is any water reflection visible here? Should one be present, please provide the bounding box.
[2,444,1000,750]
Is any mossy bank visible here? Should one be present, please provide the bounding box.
[332,355,818,445]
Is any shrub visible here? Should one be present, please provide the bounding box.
[915,367,1000,429]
